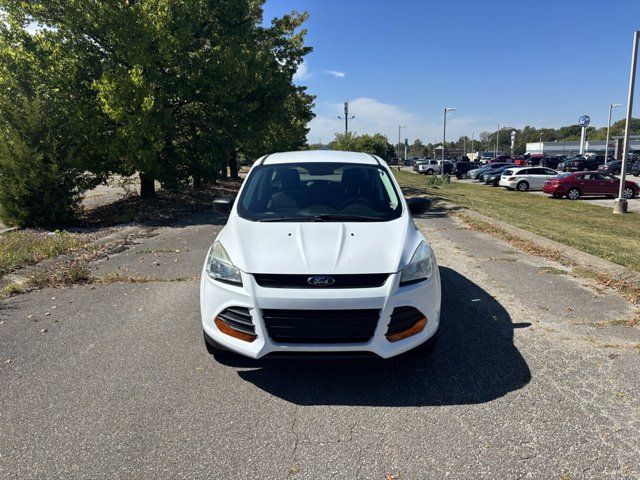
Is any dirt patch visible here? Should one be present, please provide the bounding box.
[76,179,242,228]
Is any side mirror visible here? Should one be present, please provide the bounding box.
[406,197,432,215]
[213,198,233,214]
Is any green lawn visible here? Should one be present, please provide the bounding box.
[394,171,640,272]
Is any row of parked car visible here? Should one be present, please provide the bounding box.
[461,160,639,200]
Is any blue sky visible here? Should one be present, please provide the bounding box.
[263,0,640,144]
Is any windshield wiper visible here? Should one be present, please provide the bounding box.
[258,214,381,222]
[313,214,381,222]
[258,216,325,222]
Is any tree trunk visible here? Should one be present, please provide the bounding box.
[229,150,239,179]
[193,176,202,190]
[139,172,155,198]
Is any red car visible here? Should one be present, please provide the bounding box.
[516,154,543,166]
[488,155,512,164]
[543,172,639,200]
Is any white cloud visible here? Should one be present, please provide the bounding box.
[325,70,346,78]
[293,61,311,82]
[307,98,496,145]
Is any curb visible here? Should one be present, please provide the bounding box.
[437,200,640,284]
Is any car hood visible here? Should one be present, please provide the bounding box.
[215,215,418,275]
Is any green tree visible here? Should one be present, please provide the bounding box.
[0,16,112,227]
[3,0,313,196]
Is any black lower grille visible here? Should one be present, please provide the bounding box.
[217,307,255,335]
[262,309,380,343]
[253,273,389,289]
[386,307,424,336]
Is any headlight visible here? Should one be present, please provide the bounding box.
[205,242,242,286]
[400,241,435,286]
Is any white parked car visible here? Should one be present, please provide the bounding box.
[499,167,559,191]
[416,159,452,175]
[200,150,441,360]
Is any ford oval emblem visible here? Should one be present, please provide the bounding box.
[307,275,335,287]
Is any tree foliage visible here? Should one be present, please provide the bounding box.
[0,1,314,225]
[329,132,395,159]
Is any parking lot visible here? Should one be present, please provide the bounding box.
[406,160,640,212]
[454,177,640,212]
[1,209,639,479]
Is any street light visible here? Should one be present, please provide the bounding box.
[604,103,622,164]
[442,107,457,164]
[397,125,406,172]
[614,31,639,214]
[539,133,543,154]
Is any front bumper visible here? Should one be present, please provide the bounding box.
[200,269,441,359]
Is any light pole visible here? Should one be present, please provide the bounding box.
[442,107,457,163]
[397,125,406,172]
[539,133,543,153]
[614,31,639,214]
[495,123,509,157]
[604,103,622,164]
[471,130,475,158]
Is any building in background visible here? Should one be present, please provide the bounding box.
[525,135,640,157]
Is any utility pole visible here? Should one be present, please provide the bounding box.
[338,101,355,135]
[442,107,457,176]
[614,31,639,214]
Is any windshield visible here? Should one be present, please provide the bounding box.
[237,162,403,222]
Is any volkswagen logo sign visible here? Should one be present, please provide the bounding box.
[307,275,335,287]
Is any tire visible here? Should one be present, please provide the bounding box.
[552,194,562,199]
[567,188,580,200]
[516,181,529,191]
[622,186,635,199]
[426,169,434,175]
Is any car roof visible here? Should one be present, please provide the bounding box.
[257,150,379,166]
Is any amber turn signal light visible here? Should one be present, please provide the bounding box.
[386,316,427,342]
[214,317,257,343]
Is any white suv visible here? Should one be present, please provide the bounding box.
[499,167,558,191]
[201,150,441,359]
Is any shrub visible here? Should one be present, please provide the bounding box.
[0,97,97,228]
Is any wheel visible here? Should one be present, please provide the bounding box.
[492,179,499,187]
[552,194,562,199]
[567,188,580,200]
[426,169,434,175]
[516,181,529,191]
[622,186,635,199]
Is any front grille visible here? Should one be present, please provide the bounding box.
[253,274,389,289]
[217,307,255,335]
[386,306,424,336]
[262,309,380,343]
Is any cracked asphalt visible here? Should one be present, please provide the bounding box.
[1,211,639,479]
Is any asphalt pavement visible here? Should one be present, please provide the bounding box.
[1,211,639,479]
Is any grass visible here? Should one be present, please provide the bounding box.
[395,170,640,272]
[0,230,85,278]
[1,261,91,297]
